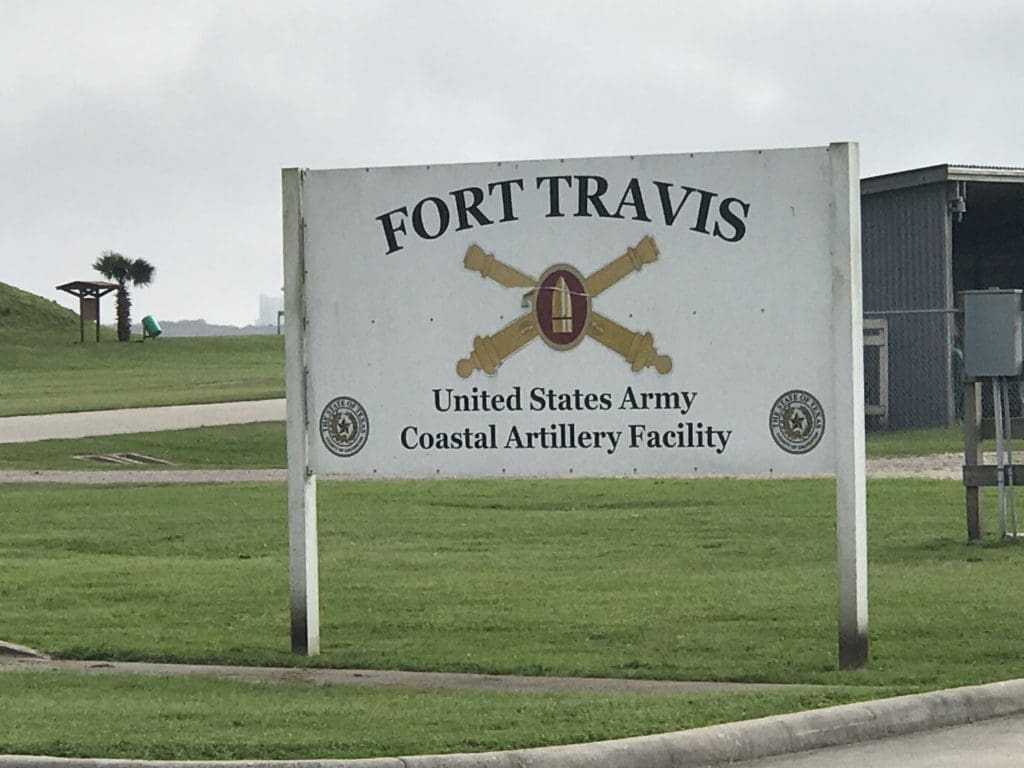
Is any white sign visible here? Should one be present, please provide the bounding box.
[282,144,866,665]
[295,147,856,478]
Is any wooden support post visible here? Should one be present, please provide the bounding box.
[963,378,982,541]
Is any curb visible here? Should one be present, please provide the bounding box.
[5,677,1024,767]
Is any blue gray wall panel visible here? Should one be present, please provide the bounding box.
[862,183,954,428]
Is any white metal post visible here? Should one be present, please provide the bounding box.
[829,142,869,669]
[282,168,320,656]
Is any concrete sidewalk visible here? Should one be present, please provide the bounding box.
[0,654,811,696]
[0,399,285,444]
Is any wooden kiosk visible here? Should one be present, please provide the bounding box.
[56,280,117,342]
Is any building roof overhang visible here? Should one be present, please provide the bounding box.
[862,164,1024,196]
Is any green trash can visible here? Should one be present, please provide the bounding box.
[142,315,162,340]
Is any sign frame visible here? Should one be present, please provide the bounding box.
[281,143,867,667]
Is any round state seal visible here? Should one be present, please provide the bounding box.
[769,390,825,455]
[319,397,369,457]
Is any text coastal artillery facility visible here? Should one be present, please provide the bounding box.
[399,385,733,456]
[282,144,867,668]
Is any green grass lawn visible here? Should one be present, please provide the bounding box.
[0,670,896,760]
[0,476,934,761]
[4,475,1017,760]
[2,478,1018,690]
[0,335,283,416]
[0,422,286,469]
[865,425,966,457]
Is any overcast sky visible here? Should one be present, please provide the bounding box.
[3,0,1021,325]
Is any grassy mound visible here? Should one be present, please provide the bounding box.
[0,281,87,342]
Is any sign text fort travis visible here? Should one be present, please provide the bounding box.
[375,175,751,255]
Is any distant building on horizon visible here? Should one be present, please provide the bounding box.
[258,292,284,326]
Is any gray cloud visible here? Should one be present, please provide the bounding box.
[3,0,1022,324]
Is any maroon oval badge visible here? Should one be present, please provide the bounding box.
[533,264,591,350]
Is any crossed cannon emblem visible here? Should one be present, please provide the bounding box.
[457,235,673,378]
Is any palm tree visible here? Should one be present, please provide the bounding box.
[92,251,156,342]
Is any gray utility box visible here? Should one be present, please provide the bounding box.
[963,289,1023,377]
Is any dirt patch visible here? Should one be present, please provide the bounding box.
[0,640,48,659]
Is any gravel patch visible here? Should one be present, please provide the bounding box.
[0,455,979,484]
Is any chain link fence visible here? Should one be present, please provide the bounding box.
[863,308,969,431]
[864,307,1024,430]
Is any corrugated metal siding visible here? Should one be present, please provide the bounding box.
[862,183,953,428]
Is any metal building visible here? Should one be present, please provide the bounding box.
[861,164,1024,429]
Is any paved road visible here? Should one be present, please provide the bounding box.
[738,714,1024,767]
[0,399,285,444]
